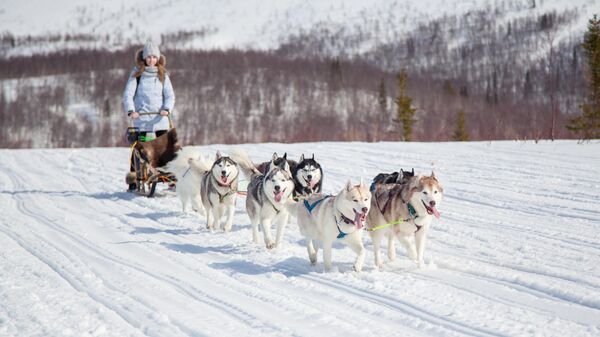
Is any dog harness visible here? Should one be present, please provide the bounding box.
[365,202,422,233]
[182,166,192,178]
[210,173,239,205]
[335,213,359,239]
[407,203,422,232]
[303,195,332,213]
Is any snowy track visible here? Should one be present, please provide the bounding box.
[1,141,599,336]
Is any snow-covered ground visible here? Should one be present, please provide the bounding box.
[1,141,599,337]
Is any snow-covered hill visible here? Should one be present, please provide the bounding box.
[1,0,598,57]
[1,141,599,336]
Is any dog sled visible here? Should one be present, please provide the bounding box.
[125,113,180,197]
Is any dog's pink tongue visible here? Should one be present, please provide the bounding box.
[431,206,441,219]
[274,191,284,203]
[353,212,364,229]
[309,180,317,188]
[221,176,228,184]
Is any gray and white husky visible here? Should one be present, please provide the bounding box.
[231,149,295,249]
[367,172,443,268]
[167,148,240,231]
[290,180,371,272]
[200,152,240,232]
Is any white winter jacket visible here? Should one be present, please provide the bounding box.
[122,66,175,132]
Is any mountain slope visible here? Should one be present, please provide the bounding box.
[1,0,597,56]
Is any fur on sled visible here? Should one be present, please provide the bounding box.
[136,128,180,168]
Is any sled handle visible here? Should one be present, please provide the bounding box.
[128,112,173,128]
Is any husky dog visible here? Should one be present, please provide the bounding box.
[231,149,295,249]
[291,180,371,272]
[165,147,211,214]
[199,152,240,232]
[371,168,414,190]
[291,154,323,200]
[256,153,292,175]
[167,149,240,231]
[367,172,443,268]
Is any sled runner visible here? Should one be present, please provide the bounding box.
[125,113,180,197]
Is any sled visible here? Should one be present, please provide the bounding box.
[125,113,180,197]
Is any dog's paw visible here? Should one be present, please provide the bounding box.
[265,242,275,249]
[309,254,317,265]
[353,263,363,273]
[417,260,437,270]
[416,260,431,269]
[387,251,396,261]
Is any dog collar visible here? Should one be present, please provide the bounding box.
[407,203,422,232]
[334,213,359,239]
[339,213,355,225]
[407,203,418,219]
[336,222,348,239]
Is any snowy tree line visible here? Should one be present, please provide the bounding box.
[0,7,591,147]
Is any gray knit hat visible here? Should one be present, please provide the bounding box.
[142,42,160,59]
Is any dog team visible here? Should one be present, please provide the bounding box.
[166,148,443,272]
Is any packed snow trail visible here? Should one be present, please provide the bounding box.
[0,141,599,337]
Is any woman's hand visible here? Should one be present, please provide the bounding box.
[160,110,170,116]
[130,112,140,119]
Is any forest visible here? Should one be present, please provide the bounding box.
[0,7,589,147]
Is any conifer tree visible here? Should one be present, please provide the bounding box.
[377,78,387,139]
[378,78,387,114]
[452,109,469,141]
[394,70,417,141]
[568,15,600,139]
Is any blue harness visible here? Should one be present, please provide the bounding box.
[304,195,358,239]
[334,213,356,239]
[303,195,332,213]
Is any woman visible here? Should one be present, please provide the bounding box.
[123,42,175,191]
[123,41,175,140]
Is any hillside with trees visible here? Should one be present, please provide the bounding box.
[0,1,595,147]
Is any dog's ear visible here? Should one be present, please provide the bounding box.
[300,154,305,162]
[396,171,404,183]
[346,179,353,192]
[312,153,315,160]
[411,168,415,175]
[215,151,222,160]
[401,175,421,201]
[283,152,287,159]
[272,152,278,162]
[431,171,437,181]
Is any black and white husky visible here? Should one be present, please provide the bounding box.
[257,153,323,201]
[291,154,323,200]
[256,152,292,175]
[167,149,240,232]
[231,149,295,249]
